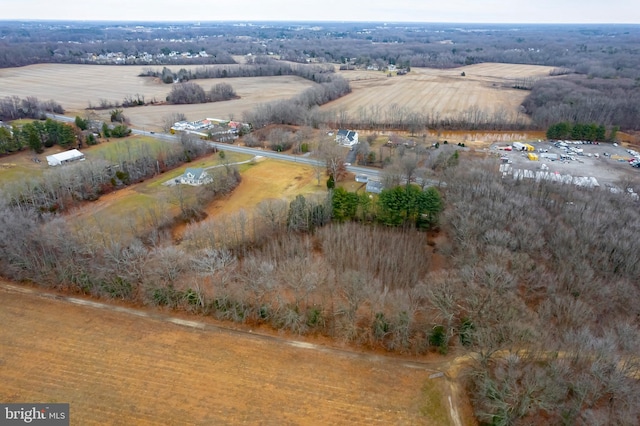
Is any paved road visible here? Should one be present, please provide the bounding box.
[47,114,384,180]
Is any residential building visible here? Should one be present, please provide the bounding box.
[177,168,213,186]
[335,129,359,146]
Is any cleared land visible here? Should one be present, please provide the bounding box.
[0,64,316,130]
[327,63,558,123]
[0,283,448,425]
[0,63,556,132]
[199,158,322,218]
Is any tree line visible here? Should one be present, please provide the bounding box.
[166,82,237,104]
[242,75,351,128]
[140,62,338,84]
[0,96,64,122]
[0,118,81,155]
[2,134,214,213]
[546,121,618,141]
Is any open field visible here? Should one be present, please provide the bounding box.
[53,151,319,242]
[63,151,252,240]
[200,158,322,218]
[0,283,449,425]
[175,158,324,239]
[0,63,556,132]
[0,64,316,130]
[0,135,176,184]
[326,63,558,123]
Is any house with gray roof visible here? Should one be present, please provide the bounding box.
[177,168,213,186]
[335,129,359,146]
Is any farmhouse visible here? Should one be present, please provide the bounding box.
[46,149,85,167]
[176,168,213,186]
[336,129,359,146]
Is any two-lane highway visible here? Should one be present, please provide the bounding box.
[46,114,384,180]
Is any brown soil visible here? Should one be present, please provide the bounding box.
[0,282,450,425]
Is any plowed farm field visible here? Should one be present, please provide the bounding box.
[325,63,557,123]
[0,64,316,131]
[0,283,450,425]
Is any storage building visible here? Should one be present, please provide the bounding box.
[46,149,85,166]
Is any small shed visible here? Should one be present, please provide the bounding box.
[46,149,85,166]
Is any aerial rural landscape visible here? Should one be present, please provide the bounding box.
[1,12,640,426]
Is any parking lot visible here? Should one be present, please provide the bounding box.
[492,140,640,189]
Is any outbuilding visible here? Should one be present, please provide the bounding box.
[46,149,85,166]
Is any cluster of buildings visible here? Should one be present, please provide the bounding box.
[172,118,246,142]
[85,50,209,64]
[172,118,244,133]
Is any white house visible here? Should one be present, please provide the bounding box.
[177,168,213,186]
[46,149,85,166]
[335,129,359,146]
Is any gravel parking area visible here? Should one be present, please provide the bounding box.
[492,140,640,189]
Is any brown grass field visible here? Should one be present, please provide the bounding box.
[0,64,316,131]
[326,63,557,123]
[56,154,323,242]
[0,283,452,425]
[0,63,555,131]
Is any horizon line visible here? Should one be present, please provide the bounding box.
[1,19,639,26]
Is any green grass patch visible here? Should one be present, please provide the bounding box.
[418,380,449,423]
[8,118,40,127]
[85,136,174,163]
[0,162,43,183]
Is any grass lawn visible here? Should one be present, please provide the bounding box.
[86,135,174,163]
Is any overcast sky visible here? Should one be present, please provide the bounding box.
[3,0,639,24]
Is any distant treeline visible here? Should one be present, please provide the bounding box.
[3,22,640,81]
[140,62,338,84]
